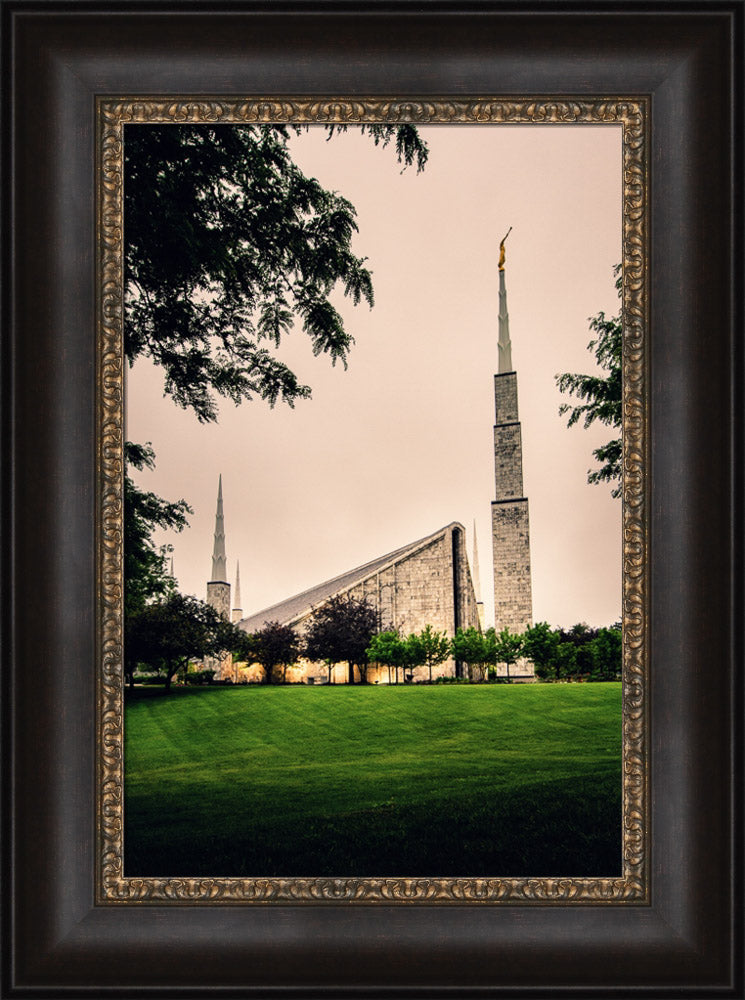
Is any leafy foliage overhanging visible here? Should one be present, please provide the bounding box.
[124,123,429,423]
[124,442,191,618]
[555,265,622,497]
[123,124,428,614]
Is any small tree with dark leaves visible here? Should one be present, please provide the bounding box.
[416,625,452,683]
[521,621,560,680]
[493,627,523,682]
[304,595,380,684]
[126,593,238,692]
[249,621,301,684]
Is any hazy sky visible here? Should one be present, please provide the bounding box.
[126,123,623,629]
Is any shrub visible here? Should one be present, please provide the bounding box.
[186,669,216,686]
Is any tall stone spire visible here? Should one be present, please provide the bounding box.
[497,227,513,373]
[206,475,232,680]
[231,561,243,624]
[491,233,533,642]
[210,474,227,583]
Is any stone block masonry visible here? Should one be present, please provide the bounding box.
[207,581,230,620]
[494,372,519,423]
[494,423,524,499]
[492,363,533,645]
[492,499,533,633]
[206,581,233,680]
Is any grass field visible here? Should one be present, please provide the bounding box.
[124,682,622,878]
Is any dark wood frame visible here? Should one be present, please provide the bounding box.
[2,2,742,994]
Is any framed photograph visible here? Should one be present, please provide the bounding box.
[110,102,636,895]
[3,2,741,995]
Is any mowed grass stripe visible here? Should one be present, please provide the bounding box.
[125,683,622,877]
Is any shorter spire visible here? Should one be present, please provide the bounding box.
[472,519,482,604]
[233,562,242,611]
[210,474,228,582]
[231,560,243,623]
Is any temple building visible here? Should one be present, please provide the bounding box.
[237,521,480,683]
[204,236,534,682]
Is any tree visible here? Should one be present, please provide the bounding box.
[304,595,381,684]
[523,622,621,682]
[124,124,428,612]
[521,621,559,680]
[248,621,301,684]
[451,626,489,682]
[401,632,427,683]
[586,626,622,681]
[231,628,258,666]
[493,627,523,682]
[124,442,191,620]
[125,593,238,692]
[366,630,403,685]
[554,641,579,681]
[416,625,452,683]
[556,265,622,497]
[124,124,428,423]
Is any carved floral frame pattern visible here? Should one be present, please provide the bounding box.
[97,97,648,904]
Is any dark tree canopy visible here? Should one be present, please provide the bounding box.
[556,265,622,497]
[124,442,191,618]
[125,592,238,691]
[521,622,622,682]
[124,123,428,423]
[521,621,559,677]
[248,620,301,684]
[304,594,381,684]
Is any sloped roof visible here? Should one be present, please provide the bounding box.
[238,522,462,633]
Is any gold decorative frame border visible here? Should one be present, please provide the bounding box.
[97,97,648,904]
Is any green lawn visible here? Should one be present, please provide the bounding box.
[124,683,622,878]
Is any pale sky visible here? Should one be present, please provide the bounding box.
[126,124,623,629]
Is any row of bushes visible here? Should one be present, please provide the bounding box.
[525,622,622,682]
[365,621,622,684]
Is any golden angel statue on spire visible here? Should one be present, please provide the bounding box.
[498,226,512,271]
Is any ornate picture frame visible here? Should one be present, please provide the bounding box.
[3,3,741,994]
[99,97,647,905]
